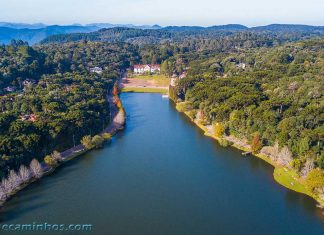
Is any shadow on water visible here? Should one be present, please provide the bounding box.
[0,145,100,220]
[0,202,51,222]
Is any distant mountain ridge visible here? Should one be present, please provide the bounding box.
[0,22,163,44]
[0,25,99,45]
[0,22,47,29]
[251,24,324,32]
[163,24,248,31]
[1,22,324,45]
[40,24,324,45]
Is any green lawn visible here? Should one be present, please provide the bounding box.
[128,74,170,86]
[122,87,168,94]
[274,167,311,196]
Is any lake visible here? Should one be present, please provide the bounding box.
[0,93,323,234]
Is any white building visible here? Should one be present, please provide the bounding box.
[90,67,103,74]
[133,64,160,74]
[3,86,16,92]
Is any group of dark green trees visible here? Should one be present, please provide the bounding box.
[0,25,323,182]
[0,41,139,177]
[176,39,323,171]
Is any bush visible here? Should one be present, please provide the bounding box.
[219,139,231,147]
[176,102,191,112]
[44,155,58,167]
[290,158,304,172]
[81,135,95,150]
[92,135,105,149]
[51,151,62,162]
[213,123,225,138]
[102,133,112,140]
[306,169,324,192]
[187,110,197,120]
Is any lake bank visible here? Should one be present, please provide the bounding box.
[1,92,323,234]
[0,94,126,207]
[122,87,168,94]
[175,102,324,207]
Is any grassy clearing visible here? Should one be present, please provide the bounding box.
[274,167,311,195]
[128,74,170,86]
[122,87,168,94]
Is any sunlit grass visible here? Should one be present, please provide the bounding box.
[122,87,168,94]
[128,74,170,86]
[274,167,310,196]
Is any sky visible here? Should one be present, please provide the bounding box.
[0,0,324,27]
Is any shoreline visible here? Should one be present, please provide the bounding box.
[0,94,126,207]
[121,87,168,94]
[175,103,324,207]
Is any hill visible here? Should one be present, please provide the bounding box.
[40,24,324,45]
[0,25,99,45]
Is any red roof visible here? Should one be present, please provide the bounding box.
[150,64,160,69]
[134,64,146,69]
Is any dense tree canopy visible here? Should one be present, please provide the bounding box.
[0,41,139,177]
[177,39,324,170]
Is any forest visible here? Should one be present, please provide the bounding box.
[0,40,139,177]
[0,26,323,194]
[175,39,323,176]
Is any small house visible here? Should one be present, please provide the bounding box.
[90,67,103,74]
[3,86,16,92]
[20,114,38,122]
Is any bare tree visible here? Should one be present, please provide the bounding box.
[278,146,293,166]
[301,158,315,177]
[19,165,32,182]
[1,178,13,195]
[29,159,43,178]
[0,185,7,201]
[7,170,22,189]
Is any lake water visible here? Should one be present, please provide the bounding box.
[0,93,323,234]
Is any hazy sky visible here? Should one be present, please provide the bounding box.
[0,0,323,26]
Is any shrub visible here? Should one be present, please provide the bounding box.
[102,133,112,140]
[44,155,58,167]
[176,102,191,112]
[81,135,95,150]
[291,158,304,172]
[51,151,62,162]
[213,123,225,138]
[219,139,231,147]
[306,169,324,193]
[187,110,197,120]
[92,135,105,149]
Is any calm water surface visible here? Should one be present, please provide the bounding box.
[1,93,323,234]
